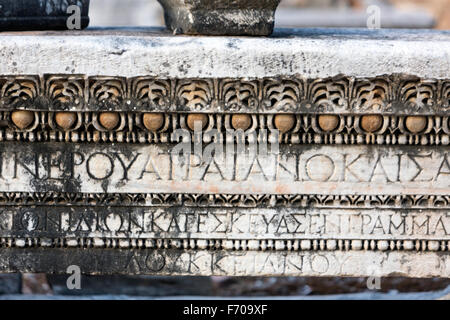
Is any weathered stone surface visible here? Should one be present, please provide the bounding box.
[0,143,447,195]
[0,29,448,278]
[0,29,448,80]
[157,0,281,35]
[2,205,449,241]
[0,0,90,31]
[0,139,448,277]
[1,248,450,278]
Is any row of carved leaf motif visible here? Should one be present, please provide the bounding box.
[2,111,450,136]
[0,192,448,208]
[0,76,449,112]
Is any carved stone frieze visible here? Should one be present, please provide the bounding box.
[1,112,448,146]
[0,29,449,278]
[0,75,448,115]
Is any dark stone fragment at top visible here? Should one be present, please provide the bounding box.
[157,0,281,36]
[0,0,90,31]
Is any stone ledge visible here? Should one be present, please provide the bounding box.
[0,28,448,79]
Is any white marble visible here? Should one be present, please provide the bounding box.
[0,28,448,79]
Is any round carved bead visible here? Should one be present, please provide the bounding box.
[318,115,339,132]
[99,112,120,130]
[231,114,252,131]
[274,114,295,133]
[55,112,77,130]
[405,116,427,134]
[11,110,34,129]
[143,113,165,132]
[187,113,208,131]
[360,115,383,133]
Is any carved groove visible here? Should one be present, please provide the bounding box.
[1,237,448,252]
[0,192,448,208]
